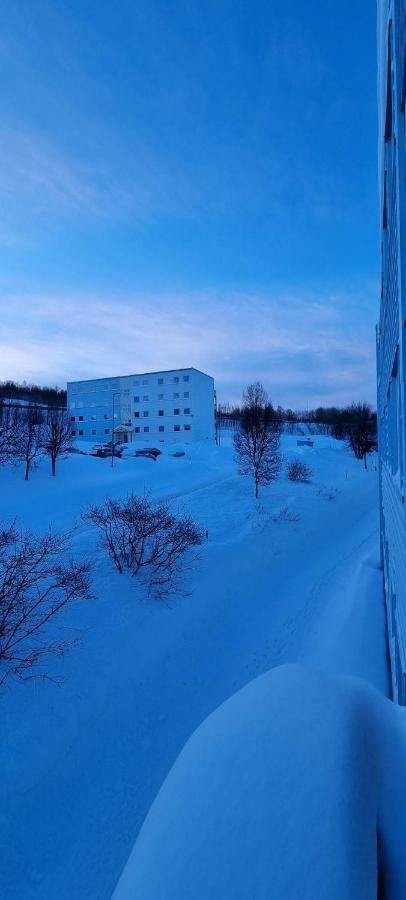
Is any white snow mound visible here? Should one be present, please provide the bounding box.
[113,664,406,900]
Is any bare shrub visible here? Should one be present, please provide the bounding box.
[287,460,313,483]
[273,506,301,524]
[0,523,93,685]
[83,493,205,598]
[317,486,338,501]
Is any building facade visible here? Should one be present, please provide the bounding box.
[377,0,406,702]
[67,368,215,445]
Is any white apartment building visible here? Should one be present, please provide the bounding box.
[67,368,215,445]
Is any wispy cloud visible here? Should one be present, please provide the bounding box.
[1,287,377,408]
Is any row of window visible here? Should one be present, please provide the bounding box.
[71,414,117,422]
[134,391,190,402]
[133,375,190,386]
[72,408,191,423]
[71,391,191,409]
[71,424,192,437]
[133,424,191,434]
[71,374,190,393]
[134,408,191,418]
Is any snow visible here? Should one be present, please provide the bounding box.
[0,433,390,899]
[113,664,406,900]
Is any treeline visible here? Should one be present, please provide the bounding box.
[218,401,377,436]
[219,399,377,464]
[0,380,66,407]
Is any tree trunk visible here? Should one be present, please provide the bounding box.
[25,460,30,481]
[255,479,259,499]
[52,455,56,476]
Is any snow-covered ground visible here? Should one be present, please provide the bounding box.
[0,433,389,899]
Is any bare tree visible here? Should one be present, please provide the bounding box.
[83,493,205,599]
[345,403,377,467]
[16,408,45,481]
[234,382,282,498]
[287,460,313,482]
[43,408,73,476]
[0,403,21,465]
[0,523,92,685]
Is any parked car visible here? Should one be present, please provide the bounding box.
[135,447,162,461]
[90,442,124,459]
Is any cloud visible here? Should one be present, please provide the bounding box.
[1,287,377,408]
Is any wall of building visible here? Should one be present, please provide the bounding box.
[67,368,215,445]
[377,0,406,702]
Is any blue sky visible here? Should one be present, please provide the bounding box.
[1,0,379,407]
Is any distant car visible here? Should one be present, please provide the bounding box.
[90,442,124,459]
[135,447,162,461]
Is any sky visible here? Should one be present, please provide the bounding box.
[0,0,379,408]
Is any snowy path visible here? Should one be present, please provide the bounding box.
[0,438,389,899]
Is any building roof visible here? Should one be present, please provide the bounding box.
[67,367,214,386]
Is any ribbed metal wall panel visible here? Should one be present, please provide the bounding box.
[377,0,406,702]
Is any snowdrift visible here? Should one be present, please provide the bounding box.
[113,664,406,900]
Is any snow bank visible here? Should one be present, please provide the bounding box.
[113,664,406,900]
[0,435,390,898]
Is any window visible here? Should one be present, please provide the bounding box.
[159,425,164,432]
[134,411,140,418]
[158,409,164,416]
[184,408,191,415]
[184,424,191,431]
[70,402,76,410]
[104,414,109,420]
[183,375,189,382]
[91,415,97,421]
[174,408,180,415]
[183,391,189,398]
[79,430,84,436]
[143,395,149,401]
[174,392,180,399]
[70,416,75,422]
[91,430,96,435]
[134,427,140,433]
[105,428,110,434]
[142,379,148,385]
[158,393,164,400]
[173,376,179,383]
[174,424,180,432]
[134,396,140,402]
[79,415,84,421]
[133,380,140,386]
[71,430,76,436]
[158,377,164,385]
[143,410,149,417]
[144,426,150,433]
